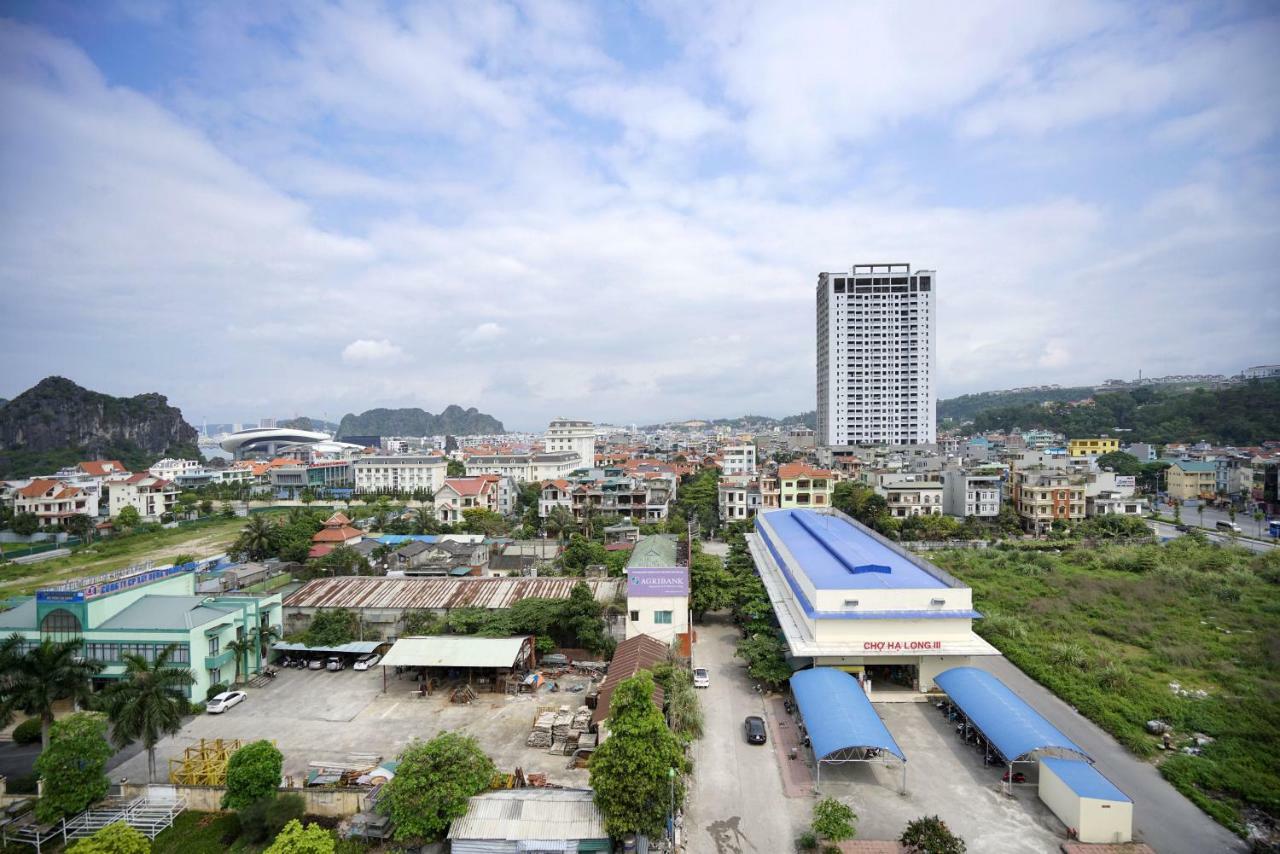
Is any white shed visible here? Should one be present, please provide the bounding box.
[1039,757,1133,844]
[447,788,610,854]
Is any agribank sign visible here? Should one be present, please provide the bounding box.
[627,567,689,597]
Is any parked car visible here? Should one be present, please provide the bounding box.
[326,656,345,671]
[1216,520,1242,533]
[744,716,767,744]
[1175,523,1192,532]
[307,658,325,670]
[207,691,247,714]
[692,667,710,688]
[353,653,381,671]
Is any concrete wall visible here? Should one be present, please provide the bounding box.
[119,783,370,816]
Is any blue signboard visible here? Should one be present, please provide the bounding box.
[36,589,85,603]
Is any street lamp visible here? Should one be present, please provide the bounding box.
[668,766,677,842]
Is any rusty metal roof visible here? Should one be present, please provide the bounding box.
[592,633,669,724]
[284,576,622,611]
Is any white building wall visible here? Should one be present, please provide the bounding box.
[353,457,447,493]
[1038,763,1133,844]
[545,419,595,470]
[816,264,936,447]
[721,445,757,475]
[625,594,688,644]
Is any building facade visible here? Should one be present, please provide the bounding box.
[624,535,690,649]
[720,444,758,475]
[778,463,841,509]
[1068,437,1120,458]
[1165,460,1217,501]
[877,478,944,518]
[353,455,447,495]
[941,471,1003,518]
[465,451,581,483]
[816,263,937,448]
[544,419,596,470]
[12,479,97,527]
[1011,468,1086,534]
[107,474,178,521]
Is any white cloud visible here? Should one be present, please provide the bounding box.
[341,339,406,365]
[460,322,508,346]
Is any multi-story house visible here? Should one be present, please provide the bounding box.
[148,458,202,481]
[1165,460,1217,501]
[941,471,1003,518]
[544,418,596,470]
[435,477,499,523]
[353,455,447,496]
[12,479,97,527]
[816,263,936,448]
[778,463,841,509]
[1011,468,1086,534]
[539,480,575,518]
[107,474,178,521]
[876,476,943,518]
[465,451,582,482]
[1068,437,1119,459]
[720,444,757,476]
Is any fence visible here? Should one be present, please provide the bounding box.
[0,538,82,560]
[903,540,993,551]
[117,783,371,816]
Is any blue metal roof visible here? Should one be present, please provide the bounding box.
[377,534,440,545]
[790,668,906,762]
[934,667,1090,762]
[760,509,947,590]
[1041,758,1130,802]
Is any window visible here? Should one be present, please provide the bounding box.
[208,636,220,656]
[654,611,673,625]
[40,608,82,642]
[210,667,221,684]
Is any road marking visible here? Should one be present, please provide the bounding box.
[380,702,400,719]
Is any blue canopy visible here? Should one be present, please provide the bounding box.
[935,667,1090,762]
[790,668,906,762]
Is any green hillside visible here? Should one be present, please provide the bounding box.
[939,386,1097,423]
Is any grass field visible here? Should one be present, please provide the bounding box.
[932,537,1280,836]
[0,514,279,596]
[151,811,369,854]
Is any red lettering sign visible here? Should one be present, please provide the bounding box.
[862,640,942,651]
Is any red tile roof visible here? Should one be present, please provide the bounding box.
[78,460,127,477]
[17,478,61,498]
[778,462,839,480]
[325,512,352,526]
[308,544,334,559]
[442,477,493,497]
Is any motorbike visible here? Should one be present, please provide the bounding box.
[1002,771,1027,784]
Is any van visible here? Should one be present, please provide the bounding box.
[1215,520,1242,534]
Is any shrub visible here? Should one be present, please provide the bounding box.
[238,797,274,843]
[267,793,307,835]
[206,683,229,701]
[264,819,336,854]
[900,814,966,853]
[797,830,818,850]
[66,821,150,853]
[812,797,856,842]
[223,741,284,810]
[11,718,42,745]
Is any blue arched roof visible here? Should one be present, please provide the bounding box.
[934,667,1090,762]
[790,668,906,762]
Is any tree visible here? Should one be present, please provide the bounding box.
[590,671,688,838]
[900,815,966,854]
[314,545,369,577]
[561,534,607,574]
[199,498,214,516]
[376,732,496,842]
[66,821,150,854]
[115,505,142,531]
[545,505,578,542]
[1094,451,1143,476]
[652,662,703,742]
[812,797,857,843]
[226,636,257,685]
[562,581,610,654]
[689,550,733,620]
[34,712,112,822]
[101,644,195,782]
[255,624,282,659]
[64,513,96,543]
[10,511,40,536]
[735,633,792,688]
[264,819,335,854]
[462,508,509,537]
[303,608,359,647]
[446,459,466,477]
[1,636,104,751]
[235,514,276,561]
[222,740,284,810]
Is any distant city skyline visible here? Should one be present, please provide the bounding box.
[1,3,1277,429]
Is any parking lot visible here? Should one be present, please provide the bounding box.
[113,664,595,787]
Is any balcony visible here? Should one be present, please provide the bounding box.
[204,649,235,670]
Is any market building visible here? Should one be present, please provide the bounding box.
[0,561,282,700]
[747,508,997,695]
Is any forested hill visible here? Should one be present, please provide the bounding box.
[968,380,1280,445]
[938,386,1097,423]
[0,377,200,477]
[336,406,504,438]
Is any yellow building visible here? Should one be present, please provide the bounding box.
[778,463,841,508]
[1068,437,1119,458]
[1165,460,1217,501]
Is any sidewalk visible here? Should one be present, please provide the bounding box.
[763,695,814,798]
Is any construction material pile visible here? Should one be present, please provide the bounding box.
[526,711,556,748]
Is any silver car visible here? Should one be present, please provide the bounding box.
[693,667,710,688]
[206,691,246,714]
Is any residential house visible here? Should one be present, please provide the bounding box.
[353,455,447,496]
[435,477,499,524]
[309,512,364,559]
[1165,460,1218,501]
[941,471,1003,519]
[107,474,178,521]
[778,463,841,509]
[720,444,757,475]
[1011,467,1087,534]
[148,458,202,481]
[12,479,97,527]
[1068,437,1120,459]
[876,475,944,518]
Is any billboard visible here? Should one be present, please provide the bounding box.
[627,567,689,597]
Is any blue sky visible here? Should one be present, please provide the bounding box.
[1,1,1278,431]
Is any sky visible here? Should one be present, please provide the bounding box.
[1,1,1278,432]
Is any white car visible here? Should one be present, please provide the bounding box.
[206,691,247,714]
[692,667,710,688]
[353,653,381,671]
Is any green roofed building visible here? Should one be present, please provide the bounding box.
[0,561,283,700]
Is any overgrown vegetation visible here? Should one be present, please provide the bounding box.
[933,537,1280,835]
[376,732,496,842]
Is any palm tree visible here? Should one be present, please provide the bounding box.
[1,637,103,751]
[102,645,195,782]
[236,514,275,560]
[225,637,256,685]
[545,505,577,542]
[253,624,281,660]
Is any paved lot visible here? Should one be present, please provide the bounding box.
[686,619,807,854]
[114,665,595,787]
[976,657,1246,854]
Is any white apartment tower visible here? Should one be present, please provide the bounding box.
[816,263,936,447]
[545,418,595,470]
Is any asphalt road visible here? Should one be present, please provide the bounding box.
[685,617,803,854]
[976,657,1246,854]
[1149,519,1276,553]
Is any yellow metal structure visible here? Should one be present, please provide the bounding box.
[167,738,244,785]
